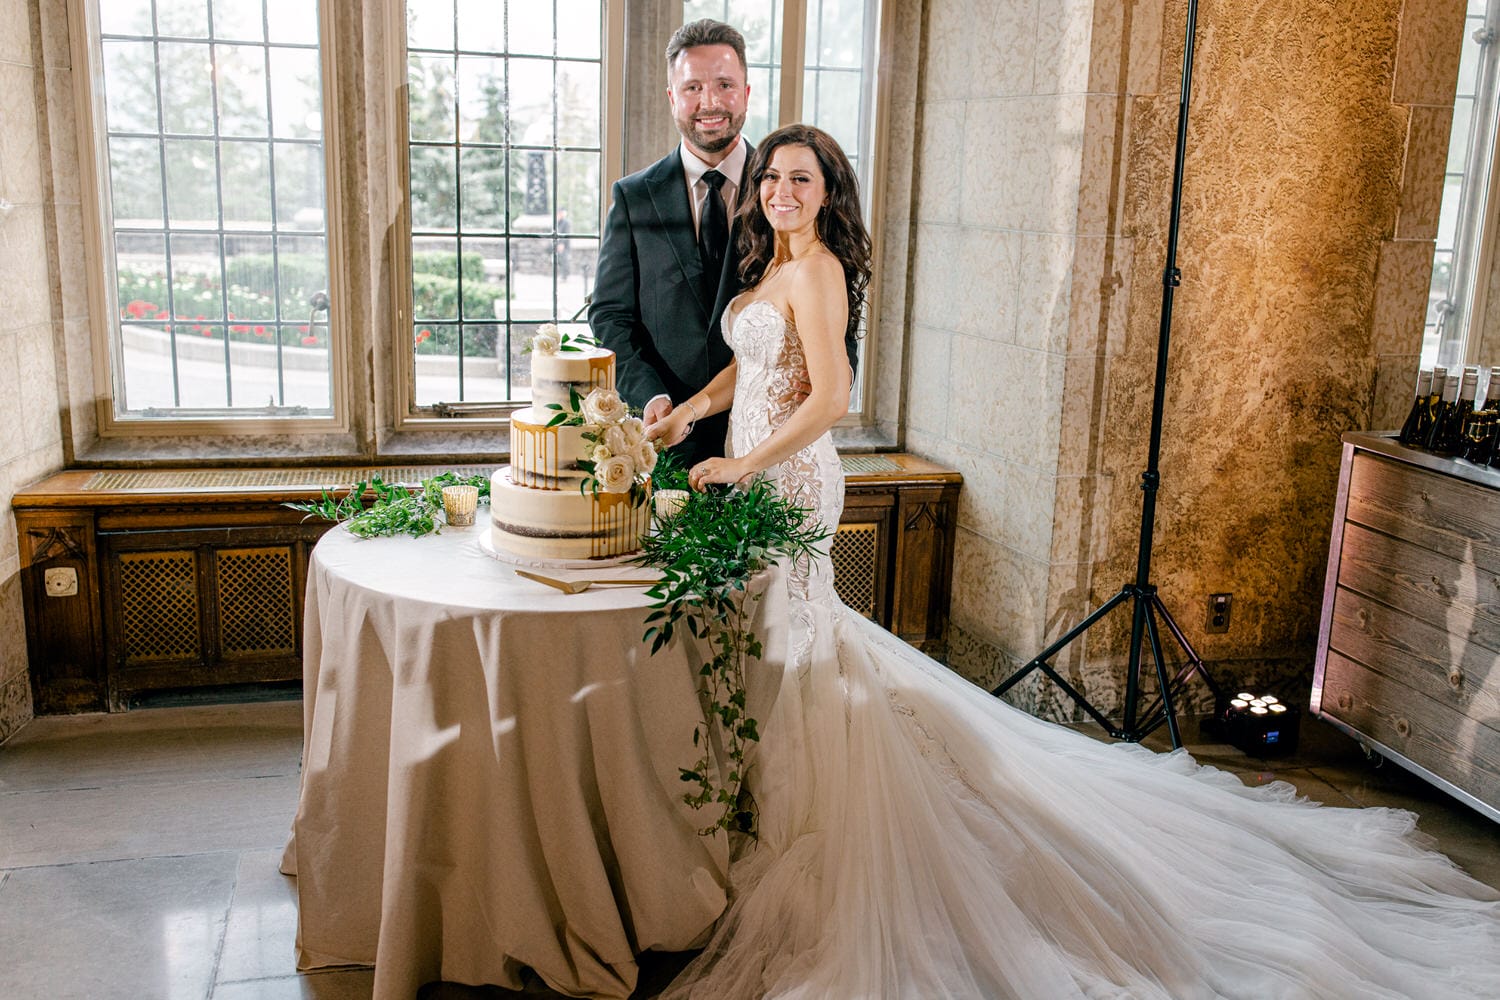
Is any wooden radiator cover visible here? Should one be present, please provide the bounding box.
[14,455,960,712]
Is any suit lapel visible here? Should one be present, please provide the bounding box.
[709,141,754,327]
[643,152,711,320]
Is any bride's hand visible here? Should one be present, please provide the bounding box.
[688,456,755,491]
[646,408,692,448]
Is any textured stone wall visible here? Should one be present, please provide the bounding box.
[0,0,73,741]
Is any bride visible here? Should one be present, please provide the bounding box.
[645,124,1500,999]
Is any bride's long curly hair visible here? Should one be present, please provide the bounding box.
[734,125,872,340]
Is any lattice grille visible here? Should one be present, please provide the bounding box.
[839,455,900,474]
[82,466,494,491]
[216,547,296,657]
[832,524,879,620]
[118,551,200,663]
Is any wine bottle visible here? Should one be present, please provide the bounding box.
[1434,367,1479,455]
[1398,369,1434,446]
[1463,412,1497,465]
[1482,367,1500,413]
[1425,370,1461,452]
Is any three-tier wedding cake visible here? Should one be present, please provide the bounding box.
[489,328,655,562]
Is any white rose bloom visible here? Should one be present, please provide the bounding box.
[603,424,630,455]
[621,417,646,447]
[633,440,658,473]
[592,445,612,464]
[596,454,636,493]
[581,387,628,425]
[530,327,561,355]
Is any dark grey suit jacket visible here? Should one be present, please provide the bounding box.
[589,145,859,464]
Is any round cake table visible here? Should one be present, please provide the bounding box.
[281,523,788,1000]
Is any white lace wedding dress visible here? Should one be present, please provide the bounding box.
[662,299,1500,999]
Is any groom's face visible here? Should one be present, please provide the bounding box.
[667,44,749,163]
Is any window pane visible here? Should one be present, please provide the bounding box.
[108,137,164,224]
[411,145,458,230]
[213,0,265,41]
[102,40,159,133]
[164,139,220,226]
[101,0,153,35]
[405,0,602,406]
[508,0,554,57]
[156,0,210,38]
[100,3,334,417]
[216,44,271,137]
[409,54,458,142]
[455,0,504,53]
[460,147,508,232]
[266,0,319,44]
[222,141,274,229]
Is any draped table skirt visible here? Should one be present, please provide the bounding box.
[281,524,787,999]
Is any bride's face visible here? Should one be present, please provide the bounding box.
[759,144,828,239]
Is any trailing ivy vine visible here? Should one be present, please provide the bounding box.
[637,455,827,837]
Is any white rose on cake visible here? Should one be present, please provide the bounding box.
[603,424,630,455]
[529,324,561,356]
[592,445,612,465]
[633,440,658,473]
[582,387,628,425]
[621,417,646,447]
[596,455,636,494]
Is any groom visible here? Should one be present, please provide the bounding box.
[589,19,752,467]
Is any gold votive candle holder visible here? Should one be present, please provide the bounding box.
[653,489,690,522]
[442,484,479,526]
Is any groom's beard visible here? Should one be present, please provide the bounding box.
[677,109,747,156]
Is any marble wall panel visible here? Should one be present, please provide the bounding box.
[44,63,78,208]
[1016,232,1077,354]
[970,0,1037,100]
[882,101,917,228]
[0,62,42,207]
[1,206,52,331]
[915,100,965,225]
[910,223,962,331]
[38,0,69,69]
[954,226,1023,342]
[960,97,1085,233]
[1068,235,1133,358]
[922,0,975,102]
[904,324,953,438]
[948,336,1063,472]
[1088,0,1164,97]
[1033,0,1093,97]
[944,621,1021,691]
[888,0,923,106]
[0,0,30,68]
[1373,353,1421,430]
[1391,0,1464,106]
[0,330,24,464]
[950,527,1049,655]
[17,324,61,453]
[1395,105,1452,242]
[1370,238,1437,358]
[1076,94,1129,237]
[1055,351,1110,479]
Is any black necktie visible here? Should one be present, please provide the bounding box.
[699,169,729,290]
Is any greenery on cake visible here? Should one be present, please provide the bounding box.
[284,471,490,538]
[637,456,828,837]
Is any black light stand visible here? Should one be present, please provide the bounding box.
[991,0,1221,749]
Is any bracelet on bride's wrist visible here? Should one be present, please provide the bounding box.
[681,399,700,434]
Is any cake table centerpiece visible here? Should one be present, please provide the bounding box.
[486,325,658,565]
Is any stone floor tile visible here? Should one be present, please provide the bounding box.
[0,853,237,1000]
[216,849,304,985]
[210,969,375,999]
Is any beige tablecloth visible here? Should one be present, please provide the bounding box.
[281,524,787,999]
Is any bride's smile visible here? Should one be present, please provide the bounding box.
[759,145,828,238]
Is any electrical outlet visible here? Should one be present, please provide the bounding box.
[44,567,79,598]
[1206,592,1231,634]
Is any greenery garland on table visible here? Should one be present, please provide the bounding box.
[284,471,490,537]
[637,453,828,837]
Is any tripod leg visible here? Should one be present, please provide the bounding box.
[991,586,1132,696]
[1121,590,1151,734]
[1152,597,1223,701]
[1142,600,1182,748]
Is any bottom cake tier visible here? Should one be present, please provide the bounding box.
[489,466,652,562]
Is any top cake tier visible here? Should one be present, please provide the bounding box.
[532,345,614,411]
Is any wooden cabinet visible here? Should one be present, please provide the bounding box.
[14,456,961,712]
[1313,433,1500,822]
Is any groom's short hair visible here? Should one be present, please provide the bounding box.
[666,19,747,76]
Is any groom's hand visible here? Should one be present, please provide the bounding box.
[643,396,673,430]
